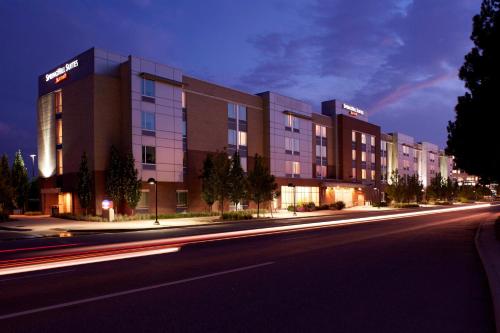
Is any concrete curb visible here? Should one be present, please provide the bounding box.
[475,221,500,333]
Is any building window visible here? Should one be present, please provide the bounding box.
[361,134,366,144]
[56,119,63,145]
[371,170,375,180]
[141,112,155,131]
[137,191,149,208]
[371,153,375,163]
[370,136,375,146]
[176,190,188,208]
[352,168,356,179]
[238,131,247,147]
[315,125,326,137]
[228,103,237,119]
[361,151,366,162]
[54,90,62,113]
[228,129,237,146]
[182,91,186,109]
[352,131,356,142]
[285,114,300,132]
[280,186,319,209]
[403,159,410,171]
[286,137,300,155]
[352,149,356,161]
[316,165,326,178]
[142,146,156,164]
[402,145,410,157]
[56,149,63,175]
[430,152,435,163]
[286,161,301,178]
[238,105,247,122]
[362,169,367,179]
[240,156,247,172]
[142,78,155,97]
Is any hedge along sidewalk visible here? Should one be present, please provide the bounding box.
[476,218,500,333]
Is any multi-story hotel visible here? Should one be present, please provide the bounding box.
[381,132,454,186]
[38,47,455,215]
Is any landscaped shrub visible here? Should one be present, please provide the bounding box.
[221,211,253,220]
[393,203,420,208]
[331,201,346,210]
[24,211,43,216]
[434,201,453,205]
[287,205,295,212]
[54,211,219,222]
[317,204,329,210]
[298,202,316,212]
[372,201,388,208]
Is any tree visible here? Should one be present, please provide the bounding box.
[0,154,14,212]
[200,153,216,211]
[105,146,141,215]
[123,152,142,212]
[228,151,247,210]
[248,154,277,217]
[385,170,405,203]
[11,150,29,211]
[211,150,231,216]
[77,152,92,215]
[447,0,500,183]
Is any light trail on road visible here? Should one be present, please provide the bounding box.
[0,204,494,277]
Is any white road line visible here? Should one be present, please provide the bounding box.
[0,261,275,320]
[0,269,75,283]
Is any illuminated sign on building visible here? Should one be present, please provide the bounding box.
[342,103,365,116]
[45,60,79,82]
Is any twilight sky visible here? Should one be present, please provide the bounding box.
[0,0,479,163]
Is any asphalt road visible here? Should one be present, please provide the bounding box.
[0,205,498,332]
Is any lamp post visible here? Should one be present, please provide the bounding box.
[373,187,379,207]
[288,183,296,216]
[148,178,159,225]
[29,154,36,178]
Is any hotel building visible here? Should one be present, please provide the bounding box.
[37,48,385,215]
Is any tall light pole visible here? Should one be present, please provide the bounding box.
[148,178,159,225]
[29,154,36,178]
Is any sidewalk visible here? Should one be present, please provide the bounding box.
[0,206,395,239]
[476,219,500,333]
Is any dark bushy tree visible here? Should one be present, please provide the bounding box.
[211,150,231,216]
[200,153,216,211]
[248,154,277,217]
[105,146,141,215]
[11,150,29,212]
[77,152,92,215]
[228,151,247,210]
[447,0,500,183]
[0,154,14,212]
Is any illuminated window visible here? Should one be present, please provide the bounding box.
[280,186,319,209]
[56,119,63,145]
[285,161,301,177]
[315,125,326,138]
[57,149,63,175]
[54,90,62,113]
[371,153,375,163]
[182,92,186,109]
[142,79,155,97]
[285,114,300,131]
[362,169,367,179]
[370,136,375,146]
[352,131,356,142]
[352,168,356,179]
[402,145,410,156]
[240,156,247,172]
[238,131,247,147]
[142,146,156,164]
[361,134,366,144]
[371,170,375,180]
[286,137,300,155]
[352,149,356,161]
[361,151,366,162]
[316,165,327,178]
[141,112,155,131]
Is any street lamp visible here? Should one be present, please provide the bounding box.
[148,178,159,225]
[288,183,296,216]
[29,154,36,178]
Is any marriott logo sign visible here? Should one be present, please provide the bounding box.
[45,59,79,82]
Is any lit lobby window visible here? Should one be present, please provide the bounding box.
[57,149,63,175]
[56,119,63,145]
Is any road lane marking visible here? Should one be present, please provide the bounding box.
[0,261,275,320]
[0,269,75,283]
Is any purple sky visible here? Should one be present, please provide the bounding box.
[0,0,479,164]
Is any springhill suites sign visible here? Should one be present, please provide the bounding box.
[342,103,365,116]
[45,59,79,82]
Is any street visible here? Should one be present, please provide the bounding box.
[0,205,498,332]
